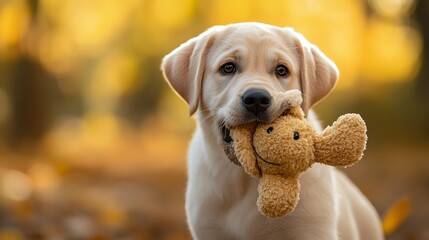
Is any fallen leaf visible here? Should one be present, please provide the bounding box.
[382,195,411,235]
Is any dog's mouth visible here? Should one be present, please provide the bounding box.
[221,125,233,144]
[220,108,291,144]
[221,123,280,167]
[220,124,241,166]
[220,109,290,166]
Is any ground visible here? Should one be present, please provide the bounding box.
[0,143,428,239]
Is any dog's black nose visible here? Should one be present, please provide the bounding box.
[242,89,271,114]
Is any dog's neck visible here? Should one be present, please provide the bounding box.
[194,112,256,199]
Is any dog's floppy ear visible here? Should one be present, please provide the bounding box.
[287,29,339,113]
[161,27,220,115]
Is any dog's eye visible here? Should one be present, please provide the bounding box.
[275,65,289,77]
[220,62,236,74]
[293,132,299,140]
[267,127,274,134]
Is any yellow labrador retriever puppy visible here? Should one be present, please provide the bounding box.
[162,22,383,240]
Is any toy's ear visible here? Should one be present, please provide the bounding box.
[230,123,261,178]
[161,26,222,115]
[280,89,303,108]
[289,106,305,120]
[314,114,367,167]
[285,28,339,113]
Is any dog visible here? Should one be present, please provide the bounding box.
[161,22,384,240]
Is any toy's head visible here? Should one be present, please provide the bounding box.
[253,105,367,178]
[229,90,367,218]
[253,107,316,177]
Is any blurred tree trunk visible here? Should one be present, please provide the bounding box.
[119,57,164,124]
[414,0,429,102]
[412,0,429,137]
[9,0,52,147]
[10,59,51,145]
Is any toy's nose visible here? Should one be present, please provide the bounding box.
[242,89,271,114]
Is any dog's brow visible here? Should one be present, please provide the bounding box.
[271,50,297,72]
[217,39,236,50]
[213,48,244,67]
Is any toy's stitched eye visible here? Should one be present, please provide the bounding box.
[275,65,289,77]
[220,62,236,74]
[293,132,299,140]
[267,127,274,134]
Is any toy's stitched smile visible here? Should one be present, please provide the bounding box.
[254,147,281,166]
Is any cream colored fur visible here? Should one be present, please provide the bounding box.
[162,22,384,240]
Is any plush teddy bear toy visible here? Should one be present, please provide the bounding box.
[229,90,367,218]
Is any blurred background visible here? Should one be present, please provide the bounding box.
[0,0,428,239]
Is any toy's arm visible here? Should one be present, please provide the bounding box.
[230,123,261,178]
[257,174,300,218]
[315,113,367,167]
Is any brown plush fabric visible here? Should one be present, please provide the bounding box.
[314,113,367,167]
[230,96,367,218]
[253,113,316,176]
[230,122,260,178]
[257,175,300,218]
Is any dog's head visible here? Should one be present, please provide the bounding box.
[161,22,338,150]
